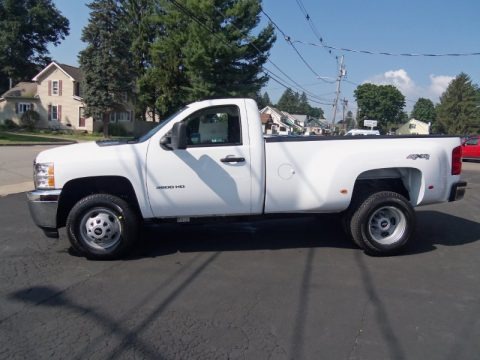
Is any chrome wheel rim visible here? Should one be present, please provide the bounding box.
[80,208,122,250]
[368,206,406,245]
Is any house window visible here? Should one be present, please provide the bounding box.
[79,107,86,127]
[74,82,81,97]
[18,103,32,114]
[48,105,61,121]
[52,81,59,95]
[51,105,58,120]
[109,111,131,122]
[409,123,416,129]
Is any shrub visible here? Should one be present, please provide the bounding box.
[20,110,41,130]
[109,123,130,136]
[2,119,19,130]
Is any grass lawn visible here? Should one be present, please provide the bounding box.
[29,132,107,142]
[0,129,131,145]
[0,131,72,144]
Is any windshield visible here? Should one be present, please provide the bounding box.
[137,106,188,142]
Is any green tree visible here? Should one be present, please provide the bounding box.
[147,0,275,117]
[0,0,69,93]
[308,106,324,119]
[411,98,436,123]
[298,92,310,114]
[255,91,272,109]
[276,88,297,113]
[354,83,406,131]
[436,73,480,135]
[79,0,135,137]
[262,92,272,107]
[121,0,157,121]
[276,88,324,118]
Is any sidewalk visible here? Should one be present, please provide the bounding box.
[0,144,64,196]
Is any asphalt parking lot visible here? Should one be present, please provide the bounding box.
[0,162,479,360]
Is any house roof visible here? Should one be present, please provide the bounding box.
[0,82,38,99]
[260,106,305,130]
[260,105,282,116]
[408,118,430,126]
[32,61,82,82]
[305,118,328,128]
[58,63,82,81]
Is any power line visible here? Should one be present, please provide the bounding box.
[167,0,333,105]
[293,0,337,59]
[260,8,335,84]
[294,39,480,57]
[343,79,360,86]
[265,69,334,106]
[212,6,334,102]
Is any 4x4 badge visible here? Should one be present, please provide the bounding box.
[407,154,430,160]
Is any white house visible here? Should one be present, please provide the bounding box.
[0,61,136,133]
[396,118,430,135]
[260,106,304,135]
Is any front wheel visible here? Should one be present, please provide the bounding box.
[66,194,139,260]
[349,191,415,255]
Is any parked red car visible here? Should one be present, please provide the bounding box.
[462,135,480,160]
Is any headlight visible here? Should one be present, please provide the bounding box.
[34,162,55,189]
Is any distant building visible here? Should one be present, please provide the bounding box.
[396,119,430,135]
[260,106,303,134]
[0,61,135,133]
[304,118,329,135]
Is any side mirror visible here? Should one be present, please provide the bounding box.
[171,122,187,150]
[160,135,171,149]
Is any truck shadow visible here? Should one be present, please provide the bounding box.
[403,210,480,255]
[135,211,480,258]
[138,215,353,258]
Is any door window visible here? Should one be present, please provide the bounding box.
[183,105,241,146]
[466,137,478,145]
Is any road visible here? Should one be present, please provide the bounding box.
[0,163,479,359]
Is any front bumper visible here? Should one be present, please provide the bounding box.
[27,189,61,238]
[449,181,467,202]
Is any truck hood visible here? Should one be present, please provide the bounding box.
[35,141,104,164]
[35,140,150,189]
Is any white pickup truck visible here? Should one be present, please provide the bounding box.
[27,98,467,259]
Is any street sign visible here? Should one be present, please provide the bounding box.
[364,120,378,128]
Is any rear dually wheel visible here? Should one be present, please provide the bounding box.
[349,191,415,255]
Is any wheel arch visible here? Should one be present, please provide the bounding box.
[57,176,142,228]
[353,167,423,204]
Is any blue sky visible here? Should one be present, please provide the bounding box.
[48,0,480,120]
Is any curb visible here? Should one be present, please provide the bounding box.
[0,182,33,197]
[0,141,76,146]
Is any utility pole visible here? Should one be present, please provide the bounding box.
[342,98,348,130]
[331,55,345,125]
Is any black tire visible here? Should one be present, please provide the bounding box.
[349,191,415,255]
[341,210,360,248]
[66,194,139,260]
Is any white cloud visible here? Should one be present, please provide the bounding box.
[428,74,455,98]
[364,69,454,105]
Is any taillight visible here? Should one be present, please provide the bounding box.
[451,146,462,175]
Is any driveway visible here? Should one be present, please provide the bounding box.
[0,163,479,359]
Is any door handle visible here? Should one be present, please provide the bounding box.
[220,156,245,163]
